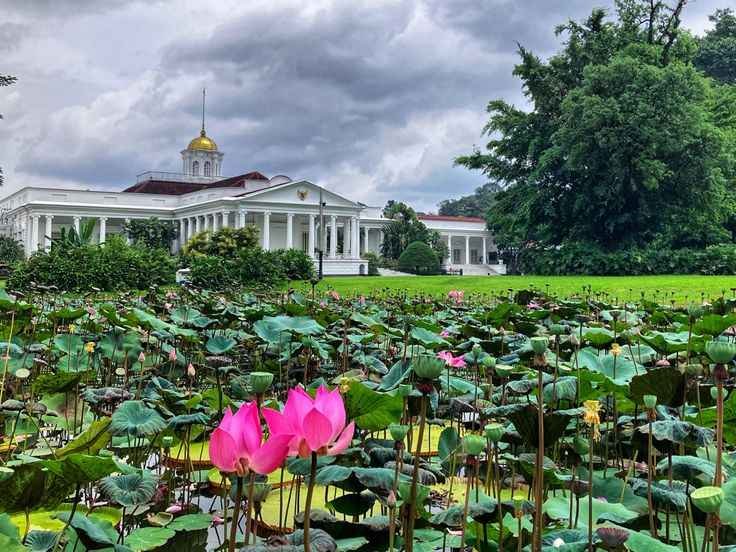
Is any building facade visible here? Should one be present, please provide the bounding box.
[0,126,503,276]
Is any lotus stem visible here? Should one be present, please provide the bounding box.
[244,472,256,545]
[303,451,318,552]
[405,393,427,552]
[228,476,243,552]
[460,456,474,550]
[715,380,724,487]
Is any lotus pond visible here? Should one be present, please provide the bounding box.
[3,285,736,551]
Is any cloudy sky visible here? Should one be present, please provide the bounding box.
[0,0,722,211]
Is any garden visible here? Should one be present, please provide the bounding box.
[1,281,736,552]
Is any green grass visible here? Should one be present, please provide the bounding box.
[305,275,736,303]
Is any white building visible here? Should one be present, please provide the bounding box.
[0,124,503,276]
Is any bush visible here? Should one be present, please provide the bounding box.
[362,252,381,275]
[398,241,440,275]
[182,226,259,260]
[124,218,177,250]
[273,249,315,281]
[0,236,23,264]
[8,236,176,291]
[516,242,736,275]
[189,249,286,289]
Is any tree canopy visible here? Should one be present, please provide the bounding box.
[695,8,736,83]
[437,182,500,218]
[380,201,447,261]
[456,1,736,252]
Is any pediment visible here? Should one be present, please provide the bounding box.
[239,180,360,209]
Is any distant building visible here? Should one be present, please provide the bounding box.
[0,114,501,275]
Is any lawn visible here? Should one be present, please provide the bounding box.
[308,274,736,303]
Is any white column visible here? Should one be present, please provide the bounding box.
[362,225,368,256]
[262,211,271,250]
[178,219,185,250]
[44,215,53,251]
[73,216,81,235]
[330,215,337,258]
[30,215,39,253]
[308,214,315,258]
[354,217,360,258]
[125,218,131,244]
[447,233,453,264]
[98,217,107,244]
[221,210,229,229]
[465,235,470,264]
[343,221,350,257]
[238,209,246,229]
[379,229,384,254]
[194,216,201,234]
[482,236,487,265]
[286,213,294,249]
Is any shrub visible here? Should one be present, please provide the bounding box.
[362,252,381,275]
[189,249,286,289]
[183,226,259,260]
[8,236,176,291]
[515,242,736,276]
[0,236,24,264]
[398,241,440,275]
[273,249,315,281]
[124,217,178,250]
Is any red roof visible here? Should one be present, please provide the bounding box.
[418,214,486,223]
[123,171,268,195]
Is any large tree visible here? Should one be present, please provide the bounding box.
[437,182,500,218]
[0,74,16,186]
[695,8,736,84]
[380,201,447,261]
[457,1,736,251]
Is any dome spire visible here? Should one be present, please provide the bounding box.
[201,87,206,136]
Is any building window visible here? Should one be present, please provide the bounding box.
[204,161,211,177]
[192,161,199,175]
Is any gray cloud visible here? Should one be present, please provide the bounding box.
[2,0,725,211]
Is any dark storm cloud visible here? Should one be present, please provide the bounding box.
[6,0,725,209]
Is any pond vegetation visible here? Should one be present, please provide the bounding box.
[2,284,736,551]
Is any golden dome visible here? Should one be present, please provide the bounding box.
[187,130,218,151]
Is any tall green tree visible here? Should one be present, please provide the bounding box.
[380,202,447,261]
[457,1,735,251]
[695,8,736,84]
[0,74,17,186]
[437,182,500,217]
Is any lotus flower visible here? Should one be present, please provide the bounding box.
[447,289,464,304]
[210,402,291,476]
[438,350,466,368]
[263,386,355,458]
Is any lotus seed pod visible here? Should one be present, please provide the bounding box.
[643,395,657,409]
[711,386,720,400]
[495,365,514,378]
[549,323,566,336]
[389,423,409,442]
[462,434,486,456]
[249,372,274,394]
[691,486,724,514]
[530,336,549,356]
[397,384,412,398]
[412,355,445,381]
[162,435,174,449]
[706,340,736,365]
[484,423,504,443]
[686,363,703,376]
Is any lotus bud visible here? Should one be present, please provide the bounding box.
[249,372,274,394]
[572,435,590,455]
[187,363,196,378]
[643,395,657,410]
[530,336,549,356]
[484,423,504,443]
[412,355,445,381]
[462,434,486,457]
[397,384,412,398]
[691,486,724,514]
[162,435,174,449]
[389,423,409,443]
[706,340,736,365]
[513,496,524,515]
[482,355,497,370]
[138,351,146,364]
[168,348,177,362]
[387,489,397,509]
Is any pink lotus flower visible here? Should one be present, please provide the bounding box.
[263,386,355,458]
[448,289,464,304]
[328,290,340,301]
[440,329,450,337]
[168,348,177,362]
[438,350,466,368]
[210,402,291,476]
